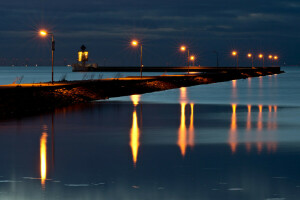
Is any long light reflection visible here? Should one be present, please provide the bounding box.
[229,104,238,153]
[178,103,187,157]
[188,103,194,148]
[246,105,252,152]
[257,105,263,153]
[40,125,48,189]
[130,110,140,166]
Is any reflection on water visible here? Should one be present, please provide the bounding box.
[178,87,194,157]
[40,125,48,189]
[0,100,297,199]
[178,103,187,156]
[229,104,238,153]
[130,95,141,106]
[178,103,195,157]
[232,80,237,99]
[246,105,252,152]
[130,109,140,166]
[2,70,300,199]
[188,103,194,148]
[256,105,263,153]
[228,104,278,154]
[130,95,141,166]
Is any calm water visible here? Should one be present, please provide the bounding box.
[0,66,300,199]
[0,66,182,85]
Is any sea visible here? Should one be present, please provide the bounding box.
[0,66,299,200]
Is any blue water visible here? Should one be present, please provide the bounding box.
[0,66,299,199]
[0,66,182,85]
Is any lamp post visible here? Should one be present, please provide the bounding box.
[232,51,238,68]
[247,53,254,68]
[274,56,278,66]
[40,30,55,84]
[268,55,273,67]
[180,45,190,73]
[190,55,195,66]
[259,54,264,67]
[131,40,143,78]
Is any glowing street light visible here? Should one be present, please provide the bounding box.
[180,45,190,74]
[39,30,55,84]
[131,40,143,78]
[258,54,264,67]
[268,55,273,66]
[190,55,195,66]
[247,53,254,68]
[274,55,279,66]
[232,51,238,68]
[180,45,190,66]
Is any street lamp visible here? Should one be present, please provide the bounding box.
[40,30,55,84]
[268,55,273,66]
[180,45,190,74]
[232,51,238,68]
[247,53,254,68]
[180,45,190,66]
[131,40,143,78]
[274,56,278,66]
[190,55,195,66]
[258,54,264,67]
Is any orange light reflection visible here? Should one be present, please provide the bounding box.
[257,105,263,153]
[178,103,187,157]
[40,126,48,189]
[229,104,238,153]
[130,95,141,107]
[246,105,252,152]
[130,110,140,166]
[180,87,187,103]
[188,104,194,148]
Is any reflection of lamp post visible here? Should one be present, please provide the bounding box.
[232,51,238,68]
[259,54,264,67]
[247,53,254,68]
[190,55,195,66]
[40,30,55,84]
[131,40,143,78]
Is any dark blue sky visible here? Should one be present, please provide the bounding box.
[0,0,299,66]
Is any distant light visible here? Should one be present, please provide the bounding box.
[131,40,138,46]
[180,46,186,51]
[268,55,273,59]
[232,51,237,56]
[190,55,195,61]
[274,56,278,60]
[259,54,264,58]
[247,53,252,58]
[40,30,48,36]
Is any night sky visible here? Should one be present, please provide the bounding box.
[0,0,299,66]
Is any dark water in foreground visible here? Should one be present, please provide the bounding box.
[0,67,300,199]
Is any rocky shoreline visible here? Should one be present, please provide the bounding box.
[0,68,283,119]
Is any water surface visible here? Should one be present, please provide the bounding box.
[0,66,299,199]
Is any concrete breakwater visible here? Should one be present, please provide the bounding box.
[0,67,283,119]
